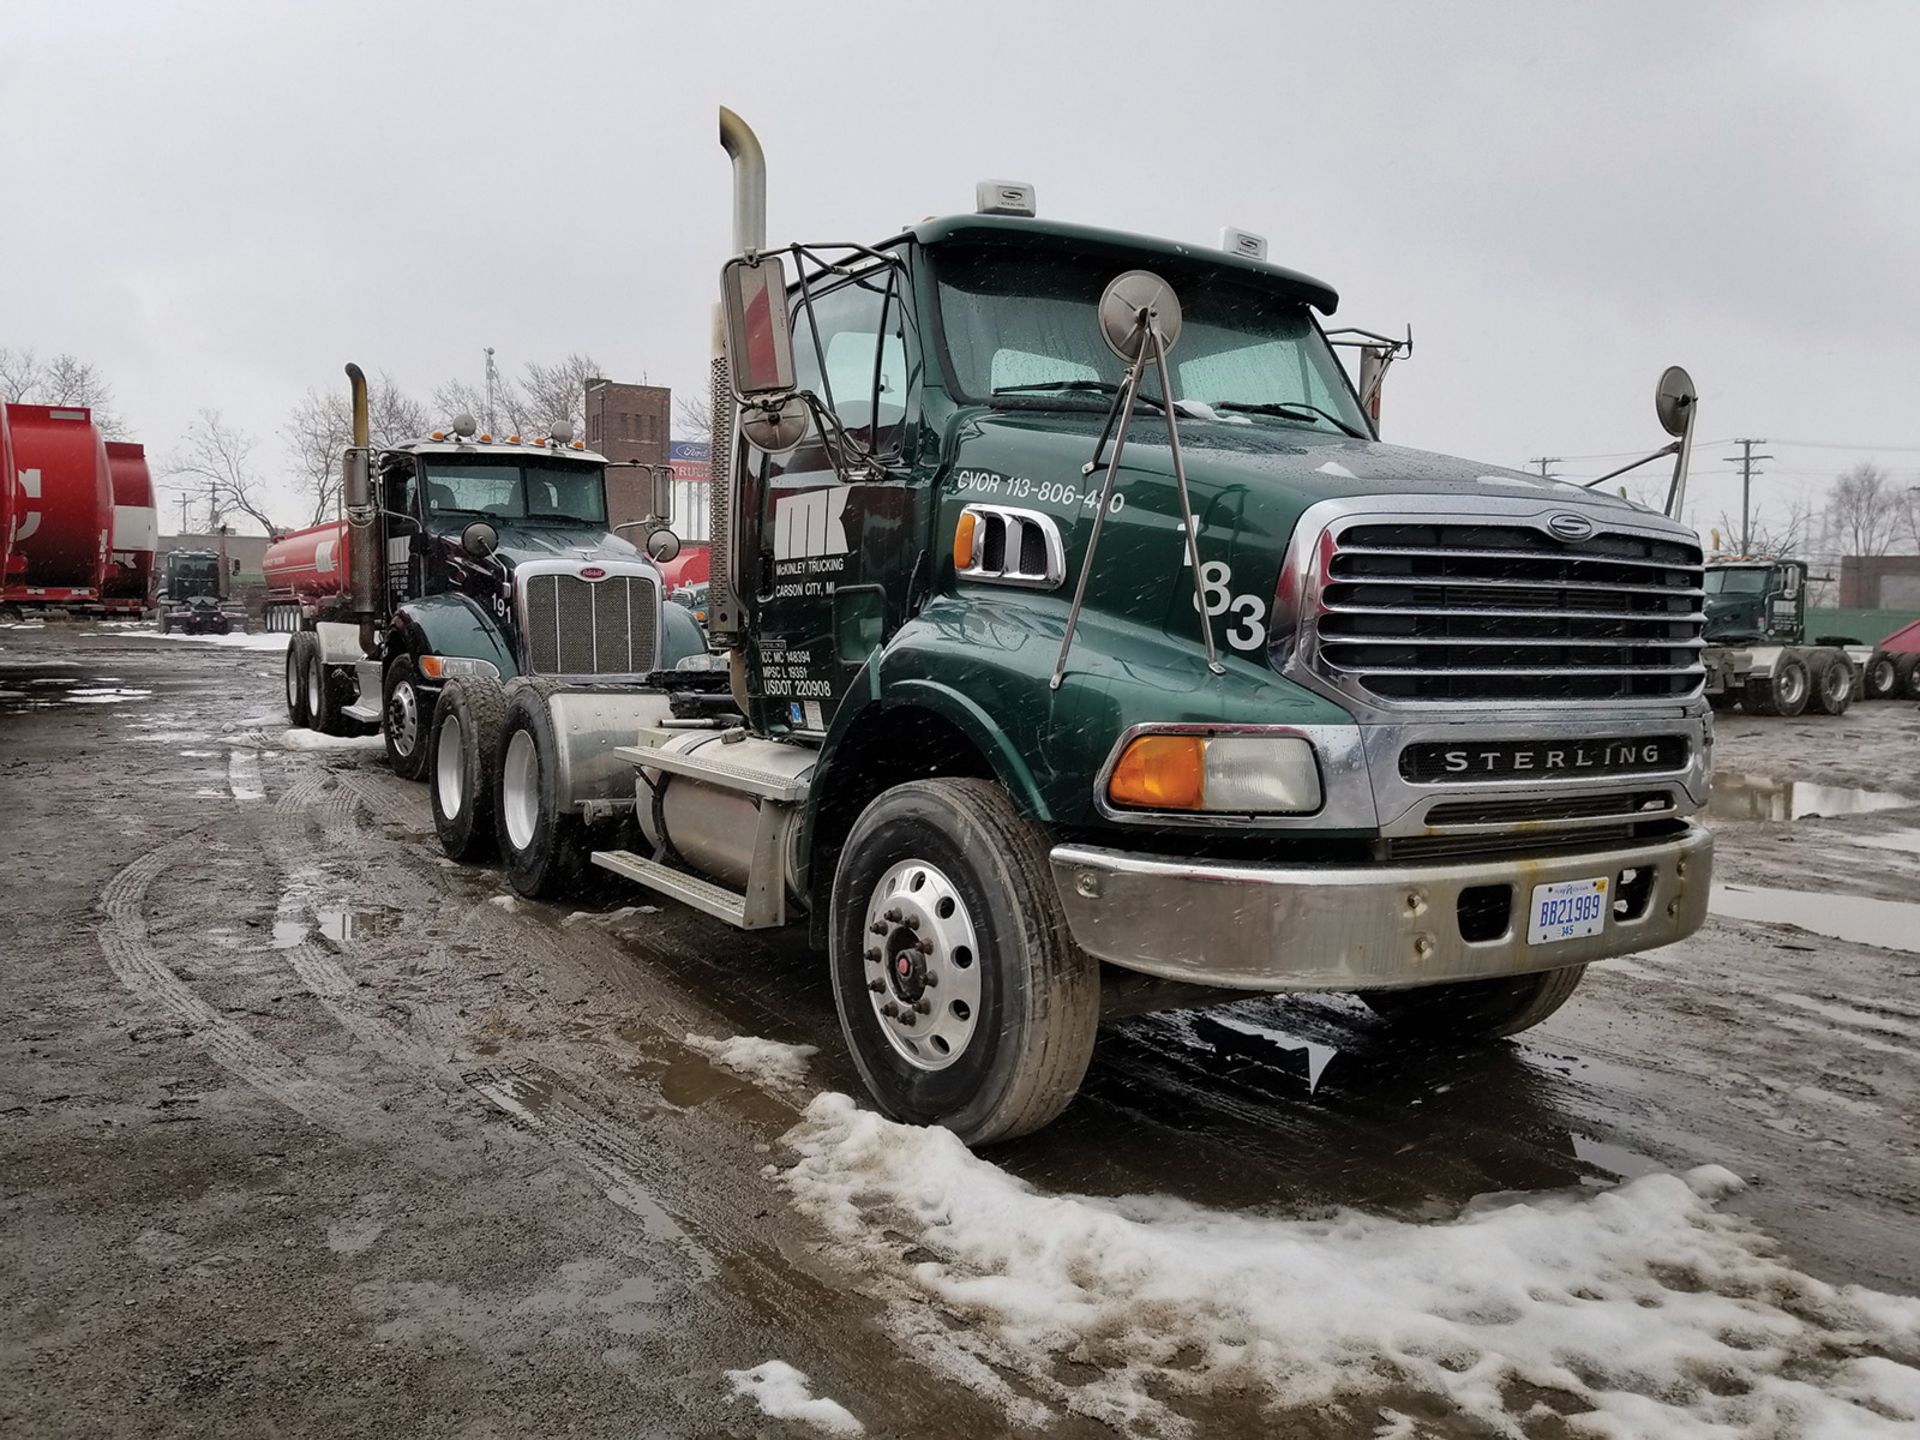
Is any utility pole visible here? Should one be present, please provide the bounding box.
[1722,438,1774,555]
[1529,456,1560,480]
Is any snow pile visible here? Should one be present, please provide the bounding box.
[143,628,289,652]
[725,1360,862,1434]
[277,727,383,751]
[687,1032,818,1089]
[487,895,521,913]
[777,1093,1920,1437]
[561,904,661,928]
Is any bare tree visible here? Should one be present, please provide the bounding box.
[1825,461,1898,558]
[517,352,599,437]
[283,372,427,525]
[167,410,282,535]
[1712,492,1817,558]
[0,346,127,436]
[675,393,713,441]
[1897,481,1920,555]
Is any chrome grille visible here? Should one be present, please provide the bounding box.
[1313,521,1704,703]
[522,571,659,677]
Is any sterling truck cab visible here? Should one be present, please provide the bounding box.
[273,371,700,776]
[461,110,1715,1144]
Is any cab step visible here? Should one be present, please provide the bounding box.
[590,850,775,929]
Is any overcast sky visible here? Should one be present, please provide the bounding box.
[6,0,1917,538]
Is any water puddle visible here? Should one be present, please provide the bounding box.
[0,674,153,713]
[1711,883,1920,955]
[1847,830,1920,858]
[1708,773,1912,821]
[272,904,396,949]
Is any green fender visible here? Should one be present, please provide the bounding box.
[660,603,706,669]
[390,593,519,678]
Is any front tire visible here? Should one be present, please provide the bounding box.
[1898,654,1920,701]
[286,632,317,728]
[382,655,432,781]
[829,778,1100,1146]
[1362,965,1586,1042]
[430,676,508,862]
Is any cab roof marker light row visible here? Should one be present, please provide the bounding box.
[976,181,1035,217]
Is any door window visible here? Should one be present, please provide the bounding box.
[772,265,913,482]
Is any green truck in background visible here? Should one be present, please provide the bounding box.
[433,109,1717,1144]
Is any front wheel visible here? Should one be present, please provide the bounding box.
[382,655,432,781]
[1361,965,1586,1042]
[430,676,508,862]
[829,778,1100,1146]
[1898,654,1920,701]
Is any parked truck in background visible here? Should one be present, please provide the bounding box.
[269,367,704,785]
[156,548,247,634]
[430,108,1716,1145]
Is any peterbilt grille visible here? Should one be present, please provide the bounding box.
[1314,522,1704,703]
[522,572,658,677]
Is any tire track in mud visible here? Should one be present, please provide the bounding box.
[97,843,384,1135]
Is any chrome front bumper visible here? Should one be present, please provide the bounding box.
[1049,824,1712,992]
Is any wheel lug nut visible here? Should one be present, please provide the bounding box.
[884,908,903,923]
[922,973,938,988]
[867,979,885,993]
[880,1002,899,1019]
[899,1012,917,1027]
[865,947,881,963]
[902,914,921,931]
[913,1000,931,1015]
[916,938,934,954]
[869,920,888,935]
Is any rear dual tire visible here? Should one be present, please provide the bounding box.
[429,676,507,862]
[1809,648,1854,717]
[1898,653,1920,701]
[1745,651,1810,717]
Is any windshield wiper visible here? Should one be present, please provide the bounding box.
[1211,400,1367,439]
[991,380,1166,412]
[528,512,601,526]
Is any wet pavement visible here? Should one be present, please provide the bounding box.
[3,624,1919,1438]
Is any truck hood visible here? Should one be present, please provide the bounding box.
[945,410,1696,673]
[489,522,645,573]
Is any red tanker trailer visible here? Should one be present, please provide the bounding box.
[261,519,351,631]
[101,440,157,616]
[3,403,113,609]
[0,403,15,592]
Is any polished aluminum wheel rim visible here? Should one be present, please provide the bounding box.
[387,678,419,757]
[502,729,539,852]
[308,656,326,721]
[437,713,465,818]
[862,859,982,1071]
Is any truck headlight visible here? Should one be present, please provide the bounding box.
[1106,731,1322,815]
[417,655,501,681]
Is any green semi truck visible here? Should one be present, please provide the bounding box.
[429,109,1715,1143]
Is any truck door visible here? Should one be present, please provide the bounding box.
[380,455,423,603]
[744,257,923,736]
[1767,563,1802,640]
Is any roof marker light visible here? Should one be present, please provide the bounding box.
[975,180,1036,217]
[1220,227,1267,260]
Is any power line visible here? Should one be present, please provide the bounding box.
[1528,456,1561,480]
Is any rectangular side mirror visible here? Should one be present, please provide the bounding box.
[651,466,674,524]
[720,254,795,396]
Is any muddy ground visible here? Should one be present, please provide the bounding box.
[2,623,1917,1438]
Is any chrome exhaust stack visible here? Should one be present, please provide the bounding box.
[342,362,380,657]
[707,106,766,649]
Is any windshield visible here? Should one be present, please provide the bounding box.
[421,458,608,530]
[172,557,217,579]
[932,244,1369,436]
[1705,567,1771,595]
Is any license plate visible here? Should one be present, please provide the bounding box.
[1527,877,1609,945]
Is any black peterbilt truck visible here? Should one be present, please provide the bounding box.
[272,366,704,779]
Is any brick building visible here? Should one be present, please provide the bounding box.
[1839,555,1920,610]
[584,378,671,531]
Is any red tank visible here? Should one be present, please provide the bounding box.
[0,403,15,586]
[5,403,113,596]
[262,518,352,601]
[102,441,158,609]
[659,542,710,593]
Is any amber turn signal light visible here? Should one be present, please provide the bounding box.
[1108,734,1206,810]
[953,511,978,570]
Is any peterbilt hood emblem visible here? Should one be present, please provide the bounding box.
[1547,512,1596,541]
[579,566,607,580]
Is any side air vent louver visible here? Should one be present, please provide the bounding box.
[956,504,1066,590]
